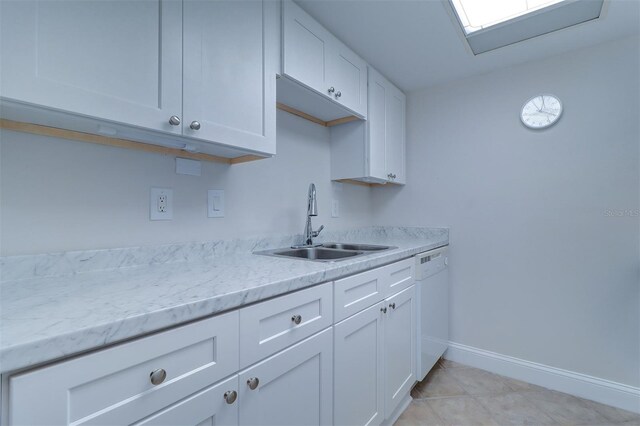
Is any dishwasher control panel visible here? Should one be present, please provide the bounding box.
[415,246,448,280]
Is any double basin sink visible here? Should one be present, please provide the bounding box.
[255,243,396,262]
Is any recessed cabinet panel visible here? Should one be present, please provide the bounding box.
[384,285,416,416]
[282,1,329,95]
[135,375,239,426]
[239,329,333,426]
[367,79,388,181]
[327,43,368,117]
[183,0,276,154]
[334,303,384,426]
[8,311,239,425]
[385,88,407,184]
[239,283,333,368]
[0,0,183,135]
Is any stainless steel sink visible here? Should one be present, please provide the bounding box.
[255,242,396,262]
[320,243,391,251]
[270,247,364,261]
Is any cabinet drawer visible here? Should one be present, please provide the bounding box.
[9,311,239,426]
[239,283,333,368]
[384,257,415,297]
[334,267,385,322]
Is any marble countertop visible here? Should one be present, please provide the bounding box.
[0,226,448,374]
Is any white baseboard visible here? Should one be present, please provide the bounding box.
[445,341,640,414]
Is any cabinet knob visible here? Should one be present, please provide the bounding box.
[392,174,397,179]
[380,307,387,314]
[168,116,181,126]
[291,314,302,325]
[389,302,396,310]
[335,91,342,99]
[190,121,201,130]
[150,368,167,385]
[328,87,335,94]
[224,390,238,404]
[247,377,260,390]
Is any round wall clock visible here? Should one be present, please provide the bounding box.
[520,94,563,129]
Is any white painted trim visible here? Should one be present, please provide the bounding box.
[445,341,640,414]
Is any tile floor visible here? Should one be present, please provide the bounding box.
[395,359,640,426]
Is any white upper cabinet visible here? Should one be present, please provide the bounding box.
[0,0,277,158]
[282,0,367,119]
[282,0,330,96]
[182,0,276,155]
[327,40,368,116]
[330,66,407,185]
[384,80,407,184]
[0,0,183,135]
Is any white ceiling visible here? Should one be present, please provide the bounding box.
[296,0,640,92]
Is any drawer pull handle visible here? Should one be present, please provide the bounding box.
[380,307,387,314]
[224,390,238,404]
[291,314,302,325]
[247,377,260,390]
[150,368,167,386]
[389,302,396,309]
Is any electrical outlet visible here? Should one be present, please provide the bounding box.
[150,188,173,220]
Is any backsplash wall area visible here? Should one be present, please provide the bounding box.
[372,37,640,387]
[0,110,374,255]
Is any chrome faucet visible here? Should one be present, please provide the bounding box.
[299,183,324,247]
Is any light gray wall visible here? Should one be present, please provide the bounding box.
[0,110,373,255]
[372,36,640,386]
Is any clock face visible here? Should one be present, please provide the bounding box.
[521,94,562,129]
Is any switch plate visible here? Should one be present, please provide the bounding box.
[332,199,340,218]
[150,188,173,220]
[208,190,225,218]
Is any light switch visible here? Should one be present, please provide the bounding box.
[208,190,225,218]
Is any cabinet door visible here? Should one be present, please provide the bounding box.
[334,303,385,426]
[183,0,276,155]
[282,0,330,96]
[367,68,390,181]
[0,0,183,135]
[385,86,406,184]
[327,41,368,118]
[239,328,333,426]
[384,285,416,417]
[135,375,239,426]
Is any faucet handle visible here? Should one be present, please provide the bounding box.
[312,225,325,238]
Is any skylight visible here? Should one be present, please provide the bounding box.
[448,0,605,54]
[451,0,567,34]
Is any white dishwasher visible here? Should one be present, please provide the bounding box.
[415,245,449,381]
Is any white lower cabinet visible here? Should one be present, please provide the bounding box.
[334,303,385,426]
[136,375,239,426]
[5,259,417,426]
[239,328,333,426]
[383,286,417,417]
[334,284,417,426]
